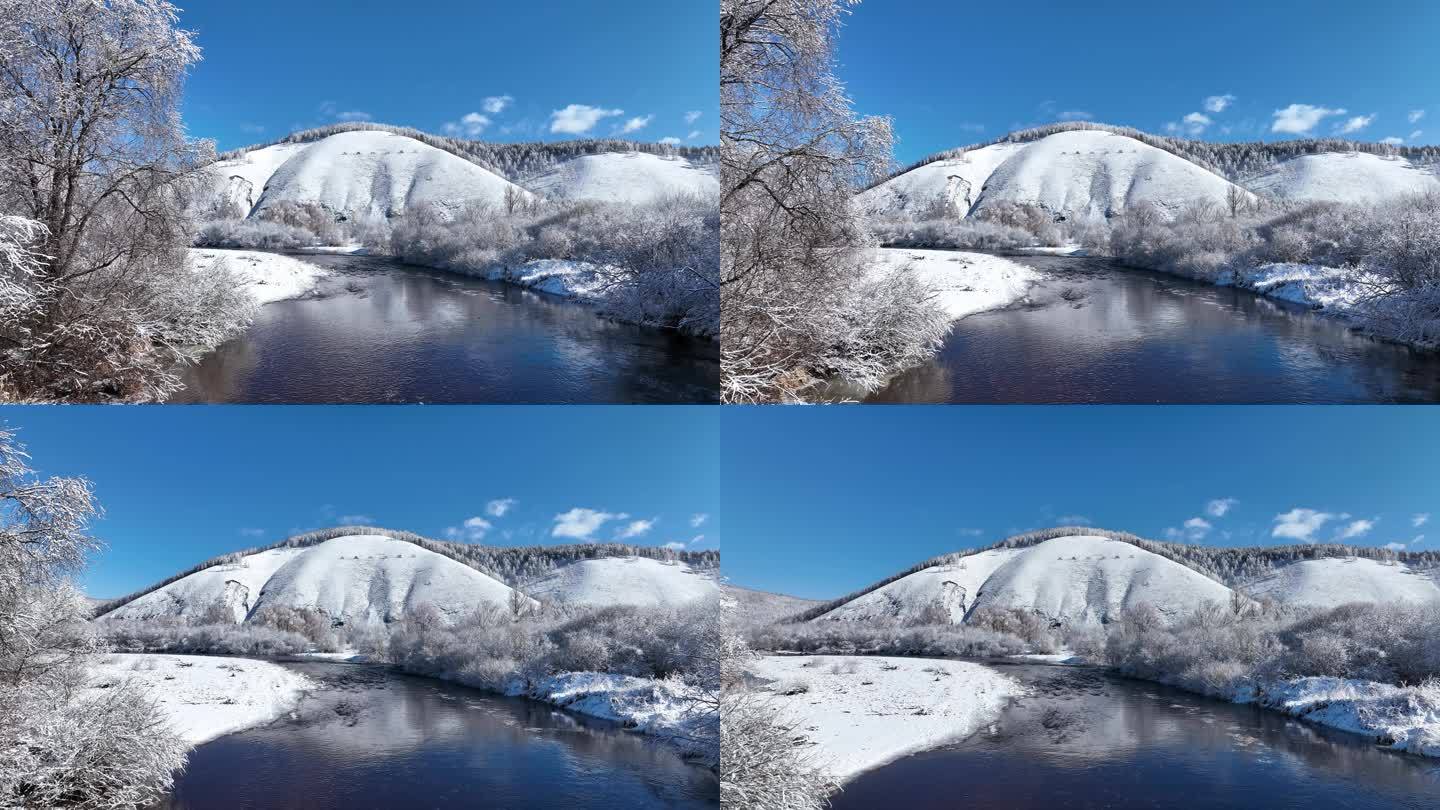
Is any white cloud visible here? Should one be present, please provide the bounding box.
[1205,498,1238,518]
[443,112,491,137]
[549,104,624,135]
[1181,111,1212,135]
[1381,136,1405,145]
[957,527,984,537]
[1413,534,1427,546]
[662,541,686,551]
[485,498,516,518]
[1165,516,1212,542]
[239,528,266,538]
[956,122,986,133]
[1204,94,1236,113]
[690,534,706,547]
[684,110,702,125]
[1335,114,1375,134]
[617,114,654,135]
[552,507,627,539]
[1057,110,1093,121]
[482,94,514,115]
[658,136,682,145]
[1385,542,1407,552]
[1413,513,1431,528]
[615,518,655,540]
[335,110,372,123]
[1409,109,1426,124]
[1056,514,1091,525]
[686,130,702,140]
[1410,129,1424,141]
[338,514,374,525]
[1271,104,1346,135]
[690,513,709,528]
[444,515,492,542]
[1272,508,1338,541]
[1334,518,1374,540]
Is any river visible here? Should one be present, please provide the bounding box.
[173,253,718,403]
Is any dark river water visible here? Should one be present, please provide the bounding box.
[859,254,1440,403]
[173,252,718,404]
[158,662,717,810]
[831,663,1440,810]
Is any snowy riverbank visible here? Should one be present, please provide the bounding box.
[748,655,1020,783]
[190,248,328,305]
[871,248,1041,321]
[86,653,313,745]
[1224,676,1440,757]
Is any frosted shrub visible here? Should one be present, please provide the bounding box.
[196,218,323,250]
[102,618,311,657]
[869,215,1038,251]
[720,690,835,810]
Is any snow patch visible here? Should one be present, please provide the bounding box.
[1247,152,1440,204]
[86,653,312,745]
[1240,557,1440,607]
[870,248,1041,321]
[508,671,714,763]
[748,655,1019,782]
[1237,677,1440,757]
[189,248,328,305]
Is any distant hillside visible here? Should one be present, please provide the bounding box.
[214,122,719,185]
[94,526,720,620]
[786,527,1440,624]
[872,121,1440,189]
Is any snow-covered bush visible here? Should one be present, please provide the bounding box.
[195,218,324,251]
[869,214,1038,251]
[102,617,312,657]
[751,619,1028,659]
[0,429,184,805]
[385,194,719,337]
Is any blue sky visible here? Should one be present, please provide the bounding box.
[2,407,718,598]
[837,1,1440,164]
[177,0,715,152]
[721,407,1440,600]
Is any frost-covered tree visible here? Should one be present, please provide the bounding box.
[721,0,949,402]
[0,0,253,401]
[0,428,185,806]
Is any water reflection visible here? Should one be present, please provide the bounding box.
[860,255,1440,403]
[832,664,1440,809]
[159,663,717,810]
[174,253,718,404]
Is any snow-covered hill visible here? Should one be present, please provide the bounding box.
[862,130,1250,223]
[1245,152,1440,204]
[519,151,718,204]
[247,130,531,221]
[100,534,524,627]
[522,556,719,608]
[820,534,1234,626]
[722,584,824,627]
[1239,557,1440,607]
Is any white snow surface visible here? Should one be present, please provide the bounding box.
[855,143,1026,217]
[822,535,1234,626]
[870,248,1041,321]
[822,548,1024,623]
[1247,152,1440,204]
[974,130,1250,222]
[521,151,718,204]
[189,247,328,305]
[199,143,308,215]
[476,258,610,300]
[749,655,1019,782]
[239,130,530,221]
[523,557,719,608]
[86,653,312,745]
[1240,557,1440,607]
[1235,677,1440,757]
[101,535,524,627]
